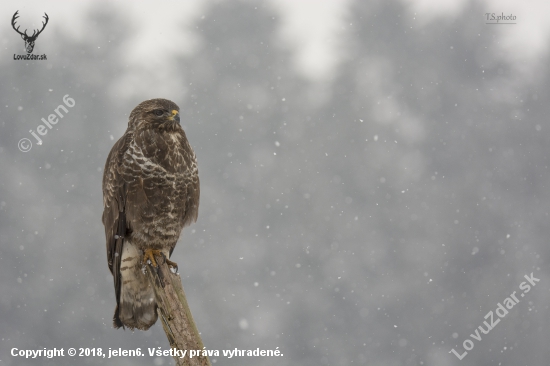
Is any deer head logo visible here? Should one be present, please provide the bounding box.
[12,11,49,54]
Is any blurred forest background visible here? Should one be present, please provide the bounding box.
[1,0,550,365]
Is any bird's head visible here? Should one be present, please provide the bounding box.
[128,98,181,132]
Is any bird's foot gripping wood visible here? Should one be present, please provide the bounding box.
[164,257,179,273]
[143,249,162,267]
[142,249,178,272]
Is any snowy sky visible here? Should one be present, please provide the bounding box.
[4,0,550,85]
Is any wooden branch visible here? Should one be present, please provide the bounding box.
[145,254,211,366]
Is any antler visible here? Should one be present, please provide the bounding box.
[11,11,27,37]
[31,13,49,39]
[11,11,49,40]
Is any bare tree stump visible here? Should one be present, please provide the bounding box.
[145,254,211,366]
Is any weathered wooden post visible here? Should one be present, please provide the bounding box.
[145,253,211,366]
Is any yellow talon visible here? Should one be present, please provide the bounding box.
[143,249,178,271]
[143,249,162,267]
[165,257,179,271]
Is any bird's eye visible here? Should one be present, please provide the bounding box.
[152,109,164,116]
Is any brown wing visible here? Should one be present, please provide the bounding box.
[102,132,133,327]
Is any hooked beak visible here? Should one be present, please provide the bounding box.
[169,109,180,123]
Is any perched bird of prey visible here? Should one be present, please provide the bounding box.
[102,98,200,330]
